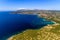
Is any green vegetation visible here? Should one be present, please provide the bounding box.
[50,25,60,35]
[7,24,60,40]
[8,10,60,40]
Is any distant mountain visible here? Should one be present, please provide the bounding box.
[11,9,60,14]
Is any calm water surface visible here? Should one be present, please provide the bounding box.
[0,11,54,40]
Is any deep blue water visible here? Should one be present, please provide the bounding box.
[0,11,54,40]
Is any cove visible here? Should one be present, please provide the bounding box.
[0,12,54,40]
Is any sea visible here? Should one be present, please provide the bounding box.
[0,11,54,40]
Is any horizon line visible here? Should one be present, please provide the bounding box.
[1,8,60,11]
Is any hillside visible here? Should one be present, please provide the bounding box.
[7,10,60,40]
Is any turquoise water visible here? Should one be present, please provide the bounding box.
[0,11,54,40]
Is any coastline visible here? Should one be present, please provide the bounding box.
[7,14,56,40]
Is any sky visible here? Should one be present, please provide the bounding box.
[0,0,60,11]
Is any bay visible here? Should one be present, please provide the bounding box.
[0,11,54,40]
